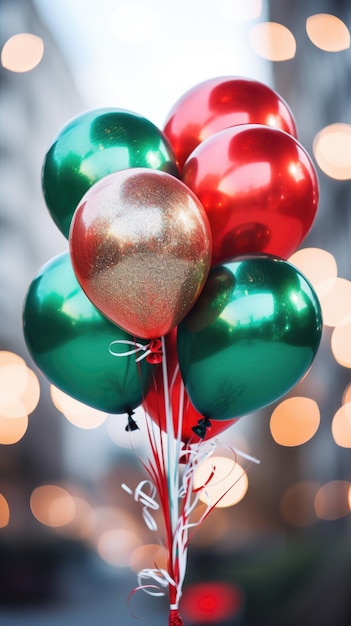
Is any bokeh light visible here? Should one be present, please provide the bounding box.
[0,351,28,398]
[1,33,44,72]
[250,22,296,61]
[331,403,351,448]
[181,581,244,624]
[54,494,97,540]
[0,414,28,445]
[331,315,351,367]
[193,455,248,508]
[314,480,351,520]
[313,123,351,180]
[97,528,142,567]
[50,385,107,429]
[0,493,10,528]
[20,367,40,414]
[129,543,168,573]
[280,480,320,527]
[315,277,351,327]
[270,397,320,447]
[306,14,350,52]
[30,484,76,527]
[0,353,40,420]
[288,247,337,290]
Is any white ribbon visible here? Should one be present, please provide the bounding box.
[109,339,155,363]
[137,567,177,597]
[121,480,159,532]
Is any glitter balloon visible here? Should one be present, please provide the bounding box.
[70,168,212,339]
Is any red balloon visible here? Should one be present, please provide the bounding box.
[163,76,297,170]
[143,331,238,444]
[182,124,319,264]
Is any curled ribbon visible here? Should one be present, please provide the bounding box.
[109,338,163,364]
[121,480,159,531]
[137,567,177,597]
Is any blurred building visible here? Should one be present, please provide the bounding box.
[0,1,351,625]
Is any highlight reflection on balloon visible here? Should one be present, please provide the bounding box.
[23,252,154,414]
[164,76,298,169]
[182,124,319,264]
[177,255,322,422]
[42,108,178,238]
[70,168,212,339]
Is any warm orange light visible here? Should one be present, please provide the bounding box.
[316,277,351,327]
[20,368,40,414]
[50,385,107,429]
[30,485,76,527]
[270,397,320,447]
[215,0,262,21]
[0,414,28,444]
[288,248,337,290]
[1,33,44,72]
[280,481,320,527]
[97,528,142,567]
[331,316,351,367]
[0,351,28,398]
[0,493,10,528]
[193,456,248,508]
[250,22,296,61]
[129,543,168,573]
[0,394,27,419]
[54,495,97,539]
[331,403,351,448]
[314,480,351,520]
[306,14,350,52]
[313,123,351,180]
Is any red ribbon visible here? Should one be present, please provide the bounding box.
[169,608,184,625]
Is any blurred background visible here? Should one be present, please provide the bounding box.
[0,0,351,624]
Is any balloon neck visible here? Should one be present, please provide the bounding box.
[169,607,183,626]
[125,411,139,432]
[145,338,163,364]
[192,416,212,439]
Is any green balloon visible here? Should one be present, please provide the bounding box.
[42,108,179,238]
[177,255,322,421]
[23,251,155,414]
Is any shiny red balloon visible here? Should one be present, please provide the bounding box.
[143,331,238,444]
[182,124,319,264]
[163,76,297,169]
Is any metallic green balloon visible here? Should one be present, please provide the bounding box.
[23,251,154,414]
[177,255,322,421]
[42,108,179,238]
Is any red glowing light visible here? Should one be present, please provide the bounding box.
[181,581,243,623]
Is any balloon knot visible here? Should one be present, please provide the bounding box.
[192,417,212,439]
[126,412,139,432]
[145,338,163,364]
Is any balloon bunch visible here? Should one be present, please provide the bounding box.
[23,77,323,626]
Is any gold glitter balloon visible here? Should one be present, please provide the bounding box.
[70,169,212,339]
